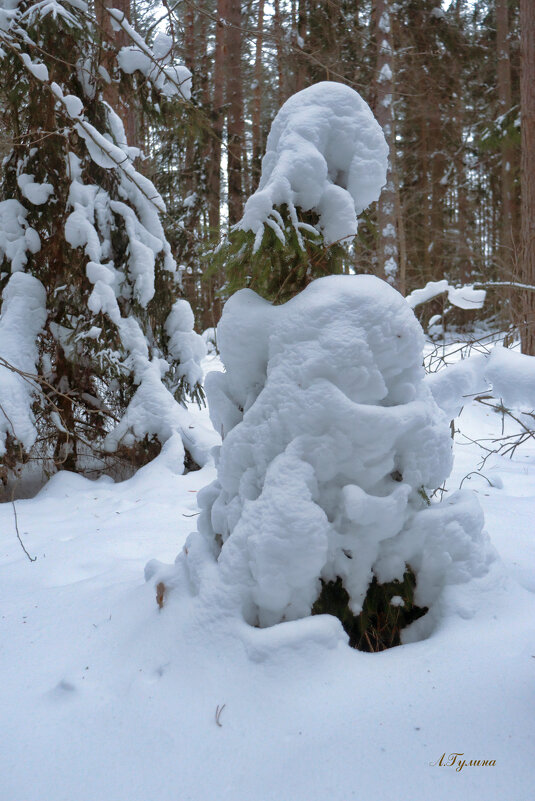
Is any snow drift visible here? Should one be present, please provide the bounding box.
[153,275,493,642]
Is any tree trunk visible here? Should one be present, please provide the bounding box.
[183,1,196,198]
[252,0,265,185]
[274,0,285,104]
[429,103,447,279]
[295,0,307,92]
[95,0,136,146]
[209,0,226,237]
[519,0,535,354]
[374,0,400,290]
[496,0,516,267]
[225,0,244,225]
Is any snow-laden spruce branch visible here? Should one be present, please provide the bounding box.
[0,355,119,423]
[1,6,189,216]
[0,37,141,193]
[0,1,210,474]
[406,278,535,313]
[105,8,191,101]
[0,350,122,470]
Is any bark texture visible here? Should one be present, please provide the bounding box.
[519,0,535,354]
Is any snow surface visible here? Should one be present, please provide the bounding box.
[237,81,388,250]
[158,276,492,639]
[1,345,534,801]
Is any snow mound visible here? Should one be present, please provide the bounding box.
[236,81,388,251]
[425,354,488,420]
[158,275,493,640]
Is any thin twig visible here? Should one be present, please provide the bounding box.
[459,471,494,490]
[11,490,36,562]
[215,704,226,727]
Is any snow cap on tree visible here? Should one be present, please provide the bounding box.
[218,81,389,304]
[237,81,389,251]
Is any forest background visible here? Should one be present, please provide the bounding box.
[1,0,534,489]
[115,0,531,341]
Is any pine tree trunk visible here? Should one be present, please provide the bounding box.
[392,155,406,296]
[95,0,136,146]
[183,1,196,199]
[274,0,285,104]
[252,0,265,185]
[496,0,516,267]
[209,0,226,237]
[295,0,307,92]
[225,0,244,225]
[374,0,400,291]
[429,104,447,278]
[519,0,535,354]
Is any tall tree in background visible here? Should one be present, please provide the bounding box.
[209,0,226,239]
[519,0,535,354]
[252,0,265,181]
[373,0,402,292]
[496,0,515,269]
[95,0,137,145]
[225,0,245,224]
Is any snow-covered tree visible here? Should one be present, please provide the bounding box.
[149,275,493,650]
[0,0,205,482]
[214,81,388,303]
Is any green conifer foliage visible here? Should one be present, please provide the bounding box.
[312,571,428,651]
[211,205,347,305]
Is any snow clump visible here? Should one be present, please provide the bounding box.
[426,344,535,422]
[0,272,47,455]
[164,275,492,641]
[236,81,388,252]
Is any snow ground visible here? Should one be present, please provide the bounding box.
[1,349,534,801]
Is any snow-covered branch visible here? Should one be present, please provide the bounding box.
[425,344,535,421]
[107,9,191,100]
[406,279,535,315]
[406,279,486,310]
